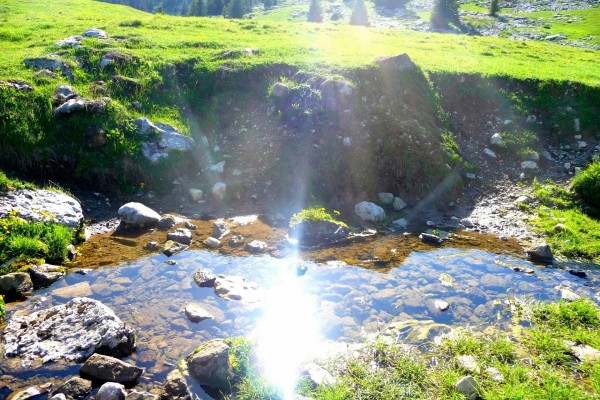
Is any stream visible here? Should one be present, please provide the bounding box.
[2,231,599,397]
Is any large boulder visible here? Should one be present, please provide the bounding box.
[133,118,195,163]
[354,201,386,222]
[0,189,83,228]
[0,272,33,299]
[80,354,143,384]
[185,339,233,393]
[2,297,135,363]
[117,202,161,227]
[288,220,349,245]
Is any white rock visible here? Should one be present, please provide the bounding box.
[521,161,537,169]
[392,218,409,229]
[184,304,214,323]
[210,161,225,173]
[343,137,352,146]
[377,192,394,205]
[515,195,530,204]
[543,150,553,161]
[578,141,587,149]
[567,341,600,362]
[189,189,203,201]
[457,355,480,374]
[204,237,221,248]
[484,148,497,158]
[560,288,581,302]
[212,182,227,200]
[485,367,504,382]
[82,28,108,39]
[490,133,504,146]
[214,275,264,303]
[118,202,161,226]
[434,300,450,311]
[96,382,126,400]
[393,197,407,211]
[134,118,195,163]
[0,189,83,228]
[354,201,386,222]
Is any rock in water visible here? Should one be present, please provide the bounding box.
[526,243,553,264]
[185,340,233,393]
[354,201,386,222]
[0,189,83,228]
[96,383,126,400]
[193,268,216,288]
[53,377,92,400]
[419,233,442,246]
[160,369,192,400]
[162,240,188,257]
[214,275,264,303]
[3,297,135,363]
[80,354,144,384]
[245,240,267,253]
[118,202,161,227]
[184,304,214,323]
[288,220,349,245]
[29,264,65,289]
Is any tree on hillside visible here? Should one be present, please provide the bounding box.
[430,0,460,30]
[350,0,369,26]
[206,0,224,15]
[489,0,499,16]
[371,0,408,9]
[188,0,206,15]
[308,0,323,22]
[224,0,247,18]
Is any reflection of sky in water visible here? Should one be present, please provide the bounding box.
[4,247,599,396]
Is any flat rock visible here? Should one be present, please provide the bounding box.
[457,355,480,374]
[117,202,160,227]
[167,228,192,245]
[566,341,600,362]
[126,391,159,400]
[184,304,214,323]
[185,339,233,393]
[82,28,108,39]
[162,240,188,257]
[53,377,92,400]
[0,189,83,228]
[419,233,442,246]
[193,267,216,288]
[80,353,143,384]
[24,57,74,81]
[214,275,264,303]
[52,282,92,299]
[560,287,581,301]
[3,297,135,363]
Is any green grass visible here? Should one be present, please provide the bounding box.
[531,178,600,261]
[0,295,5,323]
[0,170,36,191]
[289,207,347,227]
[0,215,75,271]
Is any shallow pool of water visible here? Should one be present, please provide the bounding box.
[2,246,599,396]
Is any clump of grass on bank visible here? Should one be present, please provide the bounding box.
[289,207,347,228]
[0,170,36,192]
[571,161,600,218]
[530,174,600,261]
[0,214,75,272]
[296,299,600,400]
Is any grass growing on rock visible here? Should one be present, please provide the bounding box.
[289,207,347,227]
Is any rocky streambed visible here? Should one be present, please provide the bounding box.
[1,206,599,399]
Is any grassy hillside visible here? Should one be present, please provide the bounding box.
[0,0,599,85]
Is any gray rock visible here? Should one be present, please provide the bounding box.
[214,275,264,303]
[160,370,191,400]
[0,189,83,228]
[515,195,530,204]
[0,80,34,91]
[391,218,409,229]
[193,267,216,288]
[526,243,553,264]
[0,272,33,298]
[82,28,108,39]
[393,197,407,211]
[146,241,159,251]
[320,79,354,112]
[245,240,267,253]
[24,57,74,81]
[96,383,126,400]
[167,228,192,245]
[374,53,417,72]
[560,287,581,302]
[227,235,245,247]
[54,97,110,116]
[490,133,504,146]
[204,237,221,249]
[134,118,195,163]
[354,201,386,222]
[485,367,504,382]
[80,353,143,384]
[184,304,214,323]
[118,202,161,227]
[484,148,497,158]
[460,218,475,228]
[457,355,480,374]
[3,297,135,363]
[288,220,349,245]
[454,376,480,399]
[127,391,159,400]
[302,363,335,389]
[157,215,177,229]
[162,240,188,257]
[53,377,92,400]
[211,182,227,200]
[29,264,65,289]
[100,52,130,69]
[525,151,540,162]
[419,233,442,246]
[55,36,82,48]
[521,160,538,170]
[211,219,230,239]
[186,339,233,393]
[567,341,600,362]
[184,220,197,230]
[271,82,290,98]
[51,394,67,400]
[377,192,394,205]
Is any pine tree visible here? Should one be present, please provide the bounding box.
[225,0,246,18]
[350,0,369,26]
[188,0,206,15]
[206,0,224,15]
[308,0,323,22]
[489,0,499,16]
[430,0,459,29]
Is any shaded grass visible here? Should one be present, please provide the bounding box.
[0,170,36,191]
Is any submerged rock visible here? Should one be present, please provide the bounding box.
[3,297,135,363]
[118,202,161,227]
[185,339,233,393]
[80,354,143,384]
[288,220,349,245]
[184,304,214,323]
[214,275,264,302]
[0,189,83,228]
[53,377,92,400]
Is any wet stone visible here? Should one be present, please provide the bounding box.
[245,240,267,253]
[214,275,264,303]
[568,269,587,279]
[434,300,450,312]
[80,353,144,384]
[167,228,192,245]
[184,304,214,323]
[193,267,216,288]
[227,235,245,247]
[96,382,126,400]
[52,282,92,299]
[162,240,188,257]
[419,233,442,246]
